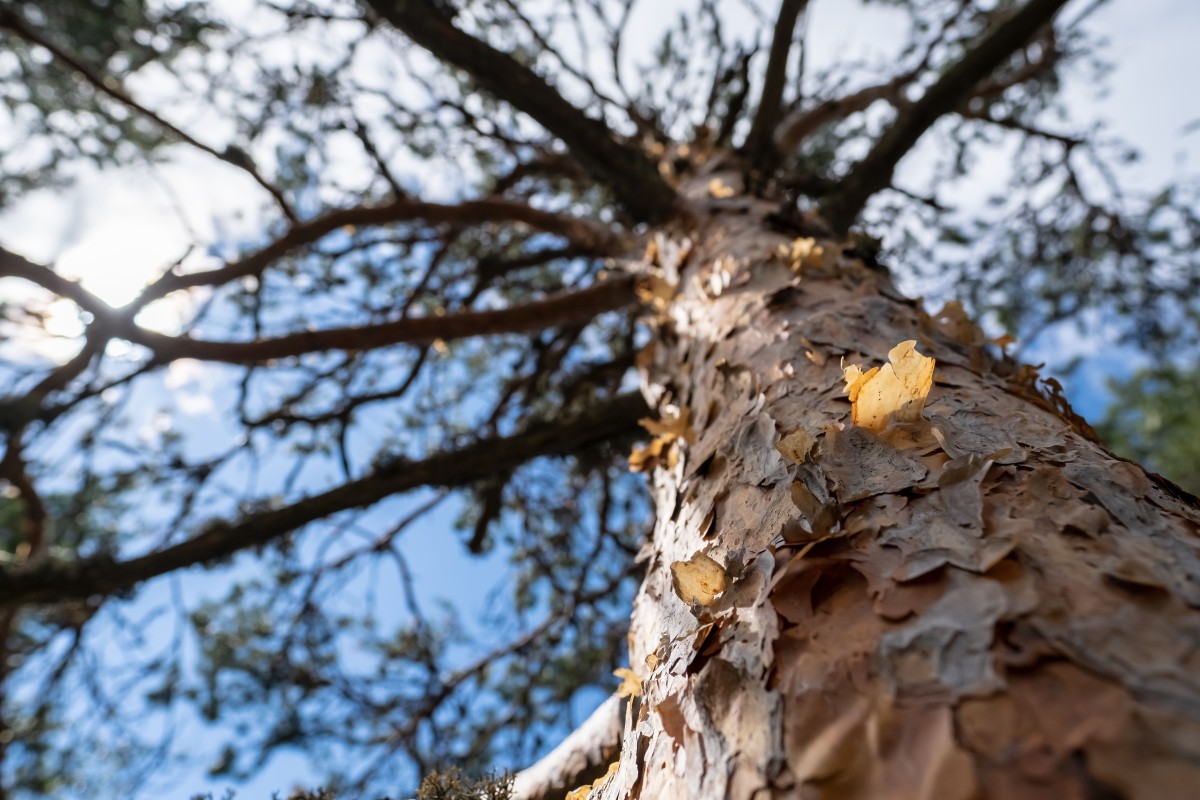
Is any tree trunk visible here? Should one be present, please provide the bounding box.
[597,167,1200,799]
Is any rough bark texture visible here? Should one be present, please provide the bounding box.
[595,168,1200,799]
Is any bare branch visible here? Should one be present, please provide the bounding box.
[0,247,120,322]
[476,244,595,284]
[958,107,1084,148]
[0,334,109,431]
[137,196,623,306]
[821,0,1072,232]
[970,26,1063,101]
[364,0,677,222]
[713,46,758,148]
[775,2,978,159]
[743,0,809,176]
[0,392,649,608]
[118,275,640,364]
[495,0,626,115]
[348,116,408,199]
[774,77,910,156]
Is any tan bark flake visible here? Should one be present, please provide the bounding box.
[670,552,729,608]
[565,761,620,800]
[776,428,816,463]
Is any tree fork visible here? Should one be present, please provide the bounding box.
[598,173,1200,798]
[367,0,678,223]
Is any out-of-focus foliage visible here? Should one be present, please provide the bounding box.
[1099,364,1200,495]
[0,0,219,205]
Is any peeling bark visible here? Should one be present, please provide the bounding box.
[595,171,1200,799]
[512,695,623,800]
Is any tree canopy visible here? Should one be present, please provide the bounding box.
[0,0,1197,797]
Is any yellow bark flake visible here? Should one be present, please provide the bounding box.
[779,237,839,274]
[671,552,728,606]
[628,437,667,472]
[644,237,659,265]
[565,761,620,800]
[638,408,692,440]
[842,341,935,432]
[708,178,736,198]
[629,408,693,472]
[635,275,676,313]
[614,667,642,698]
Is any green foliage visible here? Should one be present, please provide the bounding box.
[282,789,335,800]
[416,768,513,800]
[0,488,122,560]
[244,770,512,800]
[1099,365,1200,495]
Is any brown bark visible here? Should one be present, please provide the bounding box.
[590,168,1200,799]
[743,0,809,176]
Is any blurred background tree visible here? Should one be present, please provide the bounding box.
[1100,364,1200,495]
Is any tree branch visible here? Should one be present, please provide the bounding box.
[511,694,623,800]
[118,275,639,364]
[476,244,594,284]
[711,46,758,149]
[0,392,649,608]
[773,1,969,156]
[958,107,1084,148]
[743,0,809,176]
[773,76,910,156]
[821,0,1072,232]
[0,334,109,432]
[364,0,677,223]
[136,196,622,306]
[0,247,120,322]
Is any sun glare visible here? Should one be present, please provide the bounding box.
[41,216,200,347]
[52,170,207,307]
[1,159,271,363]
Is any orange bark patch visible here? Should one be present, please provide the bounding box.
[843,340,935,431]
